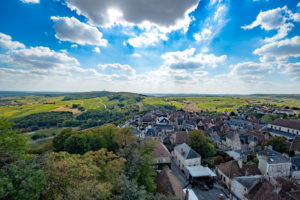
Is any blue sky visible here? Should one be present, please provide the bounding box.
[0,0,299,94]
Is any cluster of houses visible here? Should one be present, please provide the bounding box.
[118,109,300,200]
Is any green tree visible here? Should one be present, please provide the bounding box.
[261,114,277,123]
[98,124,118,151]
[52,128,72,152]
[116,175,148,200]
[0,118,29,162]
[63,132,103,154]
[114,127,137,149]
[45,149,125,200]
[0,161,46,200]
[188,130,216,159]
[263,136,289,153]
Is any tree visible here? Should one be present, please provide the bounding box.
[63,132,103,154]
[0,161,46,200]
[52,128,72,152]
[114,127,137,149]
[98,124,118,151]
[263,136,289,153]
[116,175,148,200]
[45,149,125,200]
[0,118,29,162]
[261,114,277,123]
[188,130,216,159]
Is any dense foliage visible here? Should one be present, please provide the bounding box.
[188,130,216,159]
[263,136,289,153]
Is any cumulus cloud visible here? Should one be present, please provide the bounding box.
[279,62,300,75]
[0,33,25,49]
[229,62,274,81]
[93,47,100,53]
[6,46,80,69]
[51,16,107,46]
[65,0,199,29]
[98,63,136,75]
[20,0,39,3]
[242,6,297,42]
[161,48,226,69]
[127,27,168,48]
[254,36,300,62]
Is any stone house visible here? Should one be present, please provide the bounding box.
[153,142,171,171]
[257,146,291,177]
[172,143,201,172]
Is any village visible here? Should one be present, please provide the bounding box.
[118,103,300,200]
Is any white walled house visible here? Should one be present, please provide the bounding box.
[268,119,300,139]
[172,143,201,172]
[257,147,291,177]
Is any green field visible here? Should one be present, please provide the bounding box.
[1,92,300,123]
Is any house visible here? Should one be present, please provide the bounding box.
[156,116,170,125]
[172,143,201,171]
[185,165,216,189]
[155,167,186,200]
[246,177,300,200]
[170,131,189,145]
[225,119,254,130]
[291,155,300,184]
[231,175,261,200]
[225,132,258,151]
[216,160,261,189]
[273,109,295,116]
[142,115,155,125]
[153,142,171,171]
[245,131,265,145]
[216,160,243,188]
[267,119,300,139]
[257,146,291,177]
[291,136,300,155]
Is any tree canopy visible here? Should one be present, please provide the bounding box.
[188,130,216,159]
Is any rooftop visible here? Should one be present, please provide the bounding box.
[174,143,201,160]
[270,119,300,130]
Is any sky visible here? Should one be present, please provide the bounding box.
[0,0,299,94]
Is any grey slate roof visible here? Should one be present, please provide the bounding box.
[257,148,291,164]
[174,143,201,160]
[234,175,261,190]
[267,128,296,139]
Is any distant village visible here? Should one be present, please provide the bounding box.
[118,103,300,200]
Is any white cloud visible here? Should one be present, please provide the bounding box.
[51,16,107,46]
[254,36,300,62]
[242,6,297,42]
[93,47,100,53]
[6,46,80,69]
[71,44,78,48]
[194,28,212,42]
[0,33,25,49]
[127,27,168,48]
[297,2,300,7]
[161,48,226,69]
[278,62,300,75]
[229,62,274,81]
[193,2,228,46]
[20,0,39,3]
[132,53,141,57]
[98,63,136,75]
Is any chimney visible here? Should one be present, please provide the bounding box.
[181,148,184,155]
[185,189,189,200]
[238,159,243,169]
[275,183,282,194]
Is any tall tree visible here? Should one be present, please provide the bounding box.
[188,130,216,159]
[263,136,289,153]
